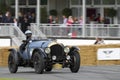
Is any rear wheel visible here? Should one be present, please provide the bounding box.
[70,51,80,73]
[8,52,18,73]
[33,51,45,74]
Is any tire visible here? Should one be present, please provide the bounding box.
[8,52,18,73]
[70,51,80,73]
[45,66,52,72]
[33,51,45,74]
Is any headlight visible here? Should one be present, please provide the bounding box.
[52,55,56,60]
[45,47,51,54]
[66,55,70,60]
[64,47,70,53]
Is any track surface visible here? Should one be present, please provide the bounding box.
[0,65,120,80]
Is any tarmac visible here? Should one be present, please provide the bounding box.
[0,65,120,80]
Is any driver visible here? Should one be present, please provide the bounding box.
[20,30,32,51]
[25,30,32,42]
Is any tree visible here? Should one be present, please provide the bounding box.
[104,8,117,24]
[41,7,47,23]
[0,0,11,13]
[49,9,58,17]
[62,8,72,18]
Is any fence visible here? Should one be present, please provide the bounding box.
[0,23,120,46]
[0,23,25,46]
[31,23,120,38]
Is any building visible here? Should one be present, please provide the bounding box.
[0,0,120,24]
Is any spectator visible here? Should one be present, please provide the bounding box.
[78,16,83,35]
[104,17,110,24]
[27,12,32,23]
[67,16,75,37]
[94,37,105,44]
[18,12,24,26]
[54,17,59,23]
[47,15,54,23]
[2,11,13,23]
[73,17,79,24]
[89,14,95,22]
[62,15,67,24]
[21,16,30,33]
[31,13,36,23]
[79,16,83,25]
[27,12,36,23]
[67,16,74,26]
[13,18,18,27]
[99,17,104,24]
[95,13,101,23]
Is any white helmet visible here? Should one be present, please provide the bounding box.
[25,30,32,35]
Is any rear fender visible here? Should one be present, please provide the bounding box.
[8,49,19,64]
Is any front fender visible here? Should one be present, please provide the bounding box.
[8,49,19,64]
[31,48,47,59]
[69,46,80,55]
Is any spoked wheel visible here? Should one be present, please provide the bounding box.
[70,51,80,73]
[33,51,45,74]
[8,52,18,73]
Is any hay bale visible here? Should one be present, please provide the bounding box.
[0,48,3,66]
[0,44,120,67]
[97,60,118,65]
[95,44,120,65]
[79,44,120,66]
[79,45,97,66]
[0,47,12,66]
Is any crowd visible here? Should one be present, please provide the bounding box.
[0,11,35,33]
[0,11,111,24]
[47,15,83,25]
[0,10,110,36]
[0,10,84,35]
[0,11,13,23]
[87,13,110,24]
[0,10,107,45]
[47,13,110,24]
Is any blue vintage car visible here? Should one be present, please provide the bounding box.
[8,39,80,74]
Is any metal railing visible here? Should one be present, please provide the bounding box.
[30,23,47,39]
[0,23,25,46]
[85,24,120,38]
[31,23,120,39]
[0,23,120,46]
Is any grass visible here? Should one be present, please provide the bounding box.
[0,78,26,80]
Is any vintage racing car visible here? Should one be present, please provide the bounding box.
[8,39,80,74]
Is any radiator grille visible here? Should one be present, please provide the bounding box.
[50,44,64,61]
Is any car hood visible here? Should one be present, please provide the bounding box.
[29,39,60,48]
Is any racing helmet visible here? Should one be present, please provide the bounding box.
[25,30,32,39]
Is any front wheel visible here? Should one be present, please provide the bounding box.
[45,65,52,72]
[8,52,18,73]
[70,51,80,73]
[33,51,45,74]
